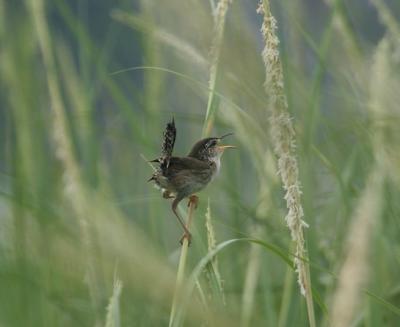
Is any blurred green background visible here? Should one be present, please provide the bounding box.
[1,0,400,326]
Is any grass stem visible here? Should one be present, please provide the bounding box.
[278,247,295,327]
[169,199,197,327]
[202,0,232,137]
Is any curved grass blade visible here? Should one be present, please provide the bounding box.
[171,238,327,327]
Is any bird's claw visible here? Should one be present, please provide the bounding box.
[179,231,192,246]
[187,195,199,209]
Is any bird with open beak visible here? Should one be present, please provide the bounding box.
[148,118,235,244]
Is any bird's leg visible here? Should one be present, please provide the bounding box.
[187,195,199,209]
[172,198,192,245]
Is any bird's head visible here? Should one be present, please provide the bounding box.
[188,133,235,162]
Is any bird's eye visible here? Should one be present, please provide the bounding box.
[210,140,217,147]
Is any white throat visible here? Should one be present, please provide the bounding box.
[210,156,221,178]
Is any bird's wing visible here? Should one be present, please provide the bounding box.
[166,157,210,174]
[159,118,176,169]
[163,157,214,194]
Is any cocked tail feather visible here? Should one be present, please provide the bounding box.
[148,117,176,183]
[160,117,176,169]
[149,118,176,170]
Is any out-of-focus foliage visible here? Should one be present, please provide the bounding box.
[0,0,400,326]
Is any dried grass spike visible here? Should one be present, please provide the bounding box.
[258,0,315,325]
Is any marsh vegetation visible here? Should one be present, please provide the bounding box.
[1,0,400,326]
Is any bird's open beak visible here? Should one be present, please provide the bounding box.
[217,145,236,151]
[218,133,235,151]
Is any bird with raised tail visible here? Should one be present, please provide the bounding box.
[148,118,235,244]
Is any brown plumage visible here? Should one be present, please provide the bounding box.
[148,118,235,243]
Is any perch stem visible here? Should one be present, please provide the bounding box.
[169,196,198,327]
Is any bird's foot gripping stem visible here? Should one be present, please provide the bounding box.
[179,231,192,245]
[187,195,199,209]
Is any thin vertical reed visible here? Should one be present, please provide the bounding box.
[105,277,123,327]
[370,0,400,41]
[202,0,232,137]
[169,200,197,327]
[240,226,263,327]
[26,1,102,325]
[330,36,390,327]
[171,0,232,323]
[278,258,295,327]
[201,0,231,314]
[205,199,225,304]
[330,168,383,327]
[324,0,362,59]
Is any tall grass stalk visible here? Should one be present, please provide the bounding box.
[140,0,162,117]
[0,0,3,36]
[202,0,232,137]
[204,199,225,305]
[324,0,361,59]
[370,0,400,40]
[240,226,263,327]
[330,168,384,327]
[169,199,197,327]
[330,35,391,327]
[200,0,231,308]
[26,0,103,324]
[278,258,295,327]
[239,133,276,326]
[105,277,123,327]
[171,1,231,324]
[258,1,316,326]
[199,0,232,317]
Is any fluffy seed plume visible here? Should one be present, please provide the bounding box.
[330,36,389,327]
[257,0,310,297]
[330,168,383,327]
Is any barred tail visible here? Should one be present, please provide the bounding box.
[160,117,176,169]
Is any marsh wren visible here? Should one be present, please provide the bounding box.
[148,118,235,244]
